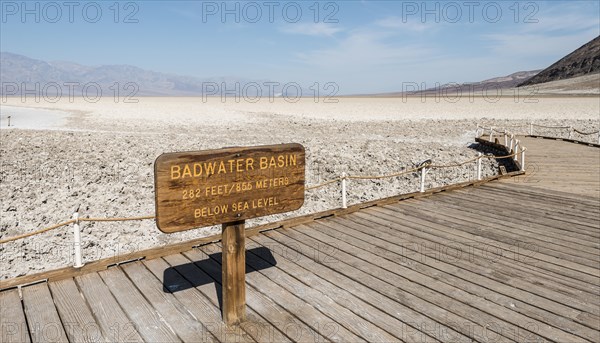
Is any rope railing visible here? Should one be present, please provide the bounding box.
[478,122,600,143]
[1,127,525,268]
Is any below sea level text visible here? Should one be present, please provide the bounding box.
[194,197,280,218]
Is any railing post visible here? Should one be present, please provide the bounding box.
[529,122,533,135]
[476,153,482,181]
[341,173,347,209]
[520,148,526,171]
[509,135,514,152]
[419,167,427,193]
[503,133,508,147]
[72,212,84,268]
[514,140,520,161]
[489,127,494,141]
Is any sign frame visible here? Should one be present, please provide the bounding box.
[153,143,305,233]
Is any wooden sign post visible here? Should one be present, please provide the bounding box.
[154,143,305,325]
[222,220,246,324]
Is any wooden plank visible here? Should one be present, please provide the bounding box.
[391,201,600,283]
[426,193,600,258]
[75,273,144,343]
[0,289,30,343]
[21,283,69,343]
[177,248,334,343]
[293,222,588,343]
[349,206,600,304]
[143,255,257,343]
[191,245,367,343]
[449,187,600,232]
[98,267,182,343]
[322,215,600,341]
[276,226,515,343]
[221,221,246,325]
[458,186,600,231]
[489,183,600,210]
[47,278,104,343]
[154,143,305,232]
[169,250,312,343]
[245,234,454,343]
[433,194,600,257]
[365,205,600,314]
[236,241,400,343]
[120,261,214,342]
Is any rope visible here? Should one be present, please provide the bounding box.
[572,128,600,135]
[305,177,343,190]
[430,155,481,169]
[347,166,422,180]
[531,123,570,129]
[0,220,76,244]
[79,215,155,222]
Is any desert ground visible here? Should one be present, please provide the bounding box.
[1,96,599,279]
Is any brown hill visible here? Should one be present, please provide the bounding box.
[519,36,600,87]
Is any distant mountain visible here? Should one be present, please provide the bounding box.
[518,36,600,87]
[364,70,541,97]
[0,52,297,97]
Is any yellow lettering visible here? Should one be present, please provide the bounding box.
[182,165,192,178]
[218,161,226,174]
[171,166,181,180]
[260,157,268,169]
[246,158,255,170]
[193,163,202,177]
[290,154,296,166]
[204,162,216,175]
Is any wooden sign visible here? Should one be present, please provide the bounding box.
[154,143,305,233]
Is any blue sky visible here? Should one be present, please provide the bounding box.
[1,0,599,93]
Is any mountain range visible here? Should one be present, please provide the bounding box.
[519,35,600,87]
[0,52,293,97]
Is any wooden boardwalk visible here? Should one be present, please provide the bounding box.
[511,136,600,197]
[1,139,599,343]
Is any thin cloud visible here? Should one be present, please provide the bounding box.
[375,16,432,32]
[280,23,343,37]
[293,29,433,69]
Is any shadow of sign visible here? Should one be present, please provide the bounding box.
[162,246,277,311]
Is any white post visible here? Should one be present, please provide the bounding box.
[476,153,482,181]
[477,152,483,181]
[72,212,84,268]
[419,167,427,193]
[568,128,572,140]
[489,127,494,141]
[503,133,508,147]
[514,140,520,161]
[529,122,533,135]
[341,173,347,209]
[520,149,526,171]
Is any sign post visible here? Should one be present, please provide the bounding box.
[222,220,246,325]
[154,143,305,325]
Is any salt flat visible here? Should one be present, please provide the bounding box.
[0,96,598,278]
